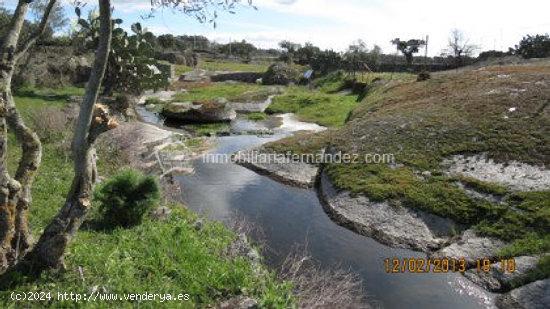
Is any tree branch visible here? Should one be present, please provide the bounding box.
[14,0,57,62]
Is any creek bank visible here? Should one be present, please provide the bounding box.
[318,170,454,252]
[464,255,545,292]
[495,279,550,309]
[233,150,318,188]
[234,148,549,306]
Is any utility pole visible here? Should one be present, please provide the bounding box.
[425,35,429,63]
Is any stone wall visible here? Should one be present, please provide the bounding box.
[210,72,264,83]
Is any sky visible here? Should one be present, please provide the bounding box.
[4,0,550,56]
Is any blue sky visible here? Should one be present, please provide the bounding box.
[4,0,550,55]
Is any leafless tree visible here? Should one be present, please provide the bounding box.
[446,29,478,67]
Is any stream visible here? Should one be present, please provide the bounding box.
[136,106,495,309]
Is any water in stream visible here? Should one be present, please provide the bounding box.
[137,108,495,308]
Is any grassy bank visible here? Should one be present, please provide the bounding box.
[1,88,294,307]
[265,63,550,261]
[172,82,279,103]
[265,72,414,128]
[266,86,358,127]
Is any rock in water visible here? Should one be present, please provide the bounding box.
[162,101,236,123]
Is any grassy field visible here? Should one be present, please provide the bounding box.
[175,64,194,76]
[1,88,294,307]
[265,64,550,264]
[199,60,270,72]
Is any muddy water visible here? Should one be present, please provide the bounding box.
[137,109,494,309]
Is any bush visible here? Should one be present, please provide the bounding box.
[417,71,431,81]
[94,169,161,228]
[515,34,550,59]
[262,63,302,85]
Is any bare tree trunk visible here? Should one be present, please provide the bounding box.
[7,103,42,257]
[29,0,113,270]
[0,0,57,269]
[0,0,32,270]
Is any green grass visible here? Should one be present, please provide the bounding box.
[313,71,414,94]
[1,88,294,307]
[199,60,270,73]
[175,64,194,76]
[173,83,276,103]
[246,112,268,121]
[266,86,358,127]
[455,176,509,196]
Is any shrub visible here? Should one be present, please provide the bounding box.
[417,71,431,81]
[94,169,161,228]
[515,34,550,59]
[263,63,302,85]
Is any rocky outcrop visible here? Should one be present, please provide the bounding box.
[15,46,92,88]
[464,256,543,292]
[318,171,454,252]
[495,279,550,309]
[431,229,508,266]
[443,154,550,191]
[179,69,210,82]
[138,90,177,105]
[162,101,237,123]
[156,51,188,65]
[228,96,275,114]
[233,149,319,188]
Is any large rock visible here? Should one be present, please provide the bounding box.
[318,171,454,252]
[156,52,187,65]
[496,279,550,309]
[262,62,302,85]
[431,229,507,266]
[162,101,236,123]
[233,148,320,188]
[14,46,93,88]
[464,256,542,292]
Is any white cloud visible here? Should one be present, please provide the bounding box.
[252,0,550,54]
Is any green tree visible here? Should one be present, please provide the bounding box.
[294,42,321,65]
[157,33,176,50]
[391,38,426,66]
[311,49,343,75]
[279,40,301,63]
[515,34,550,59]
[219,40,256,61]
